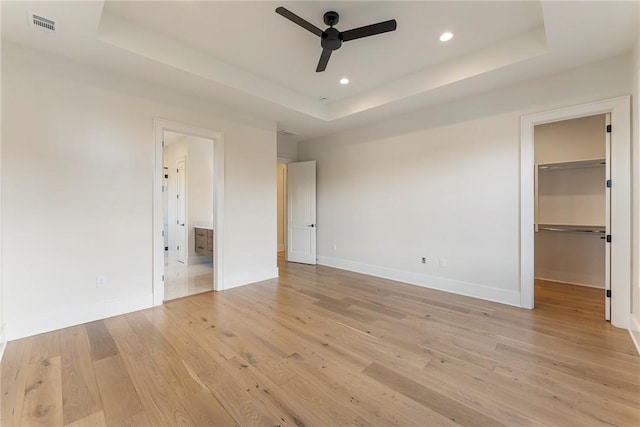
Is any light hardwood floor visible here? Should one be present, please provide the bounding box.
[2,258,639,426]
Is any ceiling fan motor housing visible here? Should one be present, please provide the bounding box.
[322,27,342,51]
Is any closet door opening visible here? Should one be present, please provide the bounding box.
[533,114,610,321]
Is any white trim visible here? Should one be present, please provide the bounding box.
[223,268,279,291]
[520,96,631,329]
[0,324,7,362]
[318,256,521,307]
[534,276,604,289]
[630,315,640,355]
[6,295,152,341]
[154,119,225,303]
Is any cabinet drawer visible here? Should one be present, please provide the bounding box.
[196,234,208,245]
[195,228,208,238]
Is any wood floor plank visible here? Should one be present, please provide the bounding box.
[21,355,63,426]
[84,321,118,362]
[364,362,504,427]
[92,355,143,426]
[102,316,196,426]
[2,258,639,427]
[63,410,106,427]
[59,326,102,425]
[1,337,33,427]
[179,390,238,427]
[124,311,204,401]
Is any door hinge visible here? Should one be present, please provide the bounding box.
[606,124,612,133]
[162,274,165,282]
[177,220,179,224]
[162,140,165,147]
[177,194,179,199]
[606,235,612,243]
[606,179,612,188]
[177,168,179,173]
[177,246,180,251]
[606,289,611,298]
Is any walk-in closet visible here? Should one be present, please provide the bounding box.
[534,114,610,320]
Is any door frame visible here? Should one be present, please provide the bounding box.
[520,96,630,329]
[153,119,225,306]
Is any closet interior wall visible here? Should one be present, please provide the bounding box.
[534,114,606,288]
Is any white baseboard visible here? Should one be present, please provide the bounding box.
[630,314,640,355]
[6,294,153,341]
[0,323,7,362]
[317,256,521,307]
[223,267,279,291]
[534,269,603,289]
[534,276,605,289]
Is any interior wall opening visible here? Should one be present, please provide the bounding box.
[277,162,287,257]
[163,130,215,301]
[533,114,610,321]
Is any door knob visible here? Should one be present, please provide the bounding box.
[308,224,315,227]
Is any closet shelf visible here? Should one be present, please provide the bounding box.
[537,224,605,234]
[537,158,605,170]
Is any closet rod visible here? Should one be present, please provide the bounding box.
[537,225,605,234]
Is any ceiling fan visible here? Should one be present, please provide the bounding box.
[275,7,397,72]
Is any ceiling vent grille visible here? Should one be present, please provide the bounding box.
[277,130,298,138]
[30,13,56,33]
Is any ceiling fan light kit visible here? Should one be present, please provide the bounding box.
[275,7,397,72]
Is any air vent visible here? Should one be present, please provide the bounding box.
[30,13,56,33]
[277,130,298,138]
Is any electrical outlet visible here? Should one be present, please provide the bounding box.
[439,258,447,268]
[421,257,427,264]
[96,276,107,288]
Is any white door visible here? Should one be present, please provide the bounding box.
[163,167,169,250]
[287,161,316,264]
[605,113,611,321]
[176,157,187,264]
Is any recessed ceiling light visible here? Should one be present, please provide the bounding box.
[339,78,349,85]
[439,32,453,42]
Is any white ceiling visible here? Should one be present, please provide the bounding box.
[2,1,637,143]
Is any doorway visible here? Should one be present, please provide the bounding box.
[520,96,631,329]
[162,132,215,300]
[533,114,610,319]
[153,119,225,306]
[277,162,287,257]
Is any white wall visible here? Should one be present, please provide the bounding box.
[277,139,298,161]
[534,115,606,288]
[298,54,632,307]
[0,27,4,358]
[631,4,640,350]
[1,42,277,340]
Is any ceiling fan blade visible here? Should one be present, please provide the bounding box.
[275,7,323,37]
[341,19,397,42]
[316,49,332,72]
